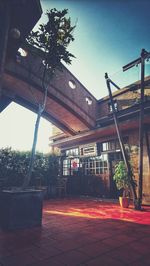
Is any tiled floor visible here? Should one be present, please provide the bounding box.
[0,198,150,266]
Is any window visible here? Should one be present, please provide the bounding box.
[108,100,118,113]
[63,159,70,176]
[66,148,79,157]
[102,140,120,152]
[101,138,128,152]
[63,158,80,176]
[70,158,80,175]
[83,155,108,175]
[63,155,108,176]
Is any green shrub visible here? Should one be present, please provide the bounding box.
[0,148,59,187]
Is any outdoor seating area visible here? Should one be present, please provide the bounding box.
[0,1,150,265]
[0,198,150,266]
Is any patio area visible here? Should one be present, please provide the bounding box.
[0,198,150,266]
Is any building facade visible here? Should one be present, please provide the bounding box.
[50,77,150,204]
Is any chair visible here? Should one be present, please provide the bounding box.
[56,177,68,197]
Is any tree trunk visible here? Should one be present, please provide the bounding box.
[22,106,42,188]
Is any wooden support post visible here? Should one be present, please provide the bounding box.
[0,2,10,90]
[122,48,150,210]
[137,49,145,210]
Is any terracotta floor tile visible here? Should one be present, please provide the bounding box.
[113,234,137,244]
[101,237,125,249]
[140,236,150,246]
[0,252,37,266]
[52,239,84,252]
[128,241,150,255]
[128,259,150,266]
[28,245,62,260]
[0,198,150,266]
[87,231,112,241]
[34,238,59,249]
[56,250,90,265]
[85,254,124,266]
[107,245,143,264]
[28,257,64,266]
[78,242,112,257]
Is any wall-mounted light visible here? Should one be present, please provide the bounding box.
[68,80,76,89]
[18,48,28,57]
[86,97,92,105]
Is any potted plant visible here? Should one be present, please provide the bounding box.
[0,8,76,230]
[113,161,131,208]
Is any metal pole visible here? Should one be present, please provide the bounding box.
[105,73,138,208]
[108,78,121,90]
[137,49,145,209]
[105,74,127,164]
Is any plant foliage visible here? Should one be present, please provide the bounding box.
[27,8,76,71]
[113,161,130,194]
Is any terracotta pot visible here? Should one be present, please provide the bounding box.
[119,196,130,208]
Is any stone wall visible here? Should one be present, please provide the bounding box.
[129,129,150,205]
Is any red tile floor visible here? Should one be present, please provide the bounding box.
[0,198,150,266]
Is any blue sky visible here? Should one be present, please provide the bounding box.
[41,0,150,98]
[1,0,150,152]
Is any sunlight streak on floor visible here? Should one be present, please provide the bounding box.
[44,202,150,225]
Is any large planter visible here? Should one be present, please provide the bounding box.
[119,196,130,208]
[0,189,43,230]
